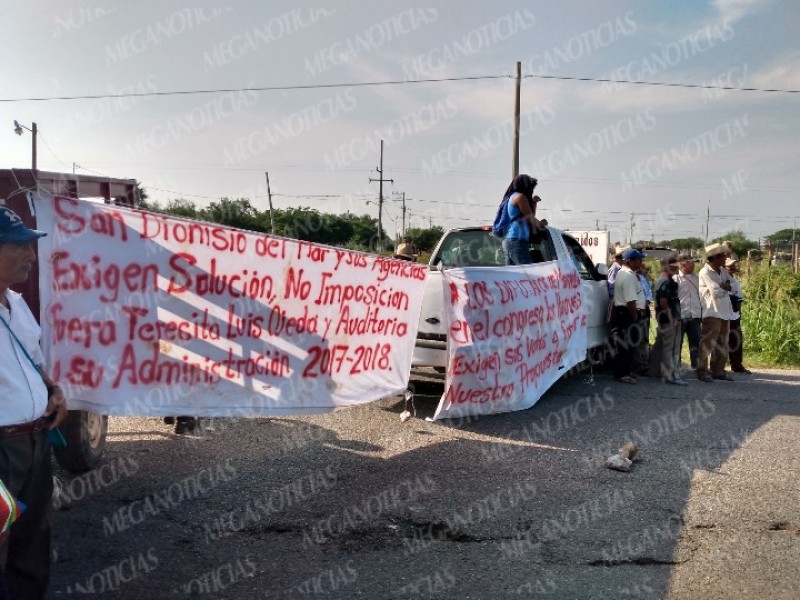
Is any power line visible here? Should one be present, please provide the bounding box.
[0,75,509,103]
[2,73,798,103]
[523,73,800,94]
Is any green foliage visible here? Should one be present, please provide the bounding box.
[657,236,704,251]
[741,264,800,366]
[199,198,262,231]
[163,199,199,219]
[141,196,400,251]
[710,230,759,257]
[135,181,148,204]
[406,226,444,252]
[764,228,799,252]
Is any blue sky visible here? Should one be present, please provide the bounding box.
[1,0,798,246]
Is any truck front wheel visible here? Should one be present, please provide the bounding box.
[53,410,108,473]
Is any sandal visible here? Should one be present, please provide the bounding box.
[617,375,637,384]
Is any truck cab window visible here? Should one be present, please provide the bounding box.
[561,234,599,280]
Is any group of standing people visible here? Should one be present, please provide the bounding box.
[610,241,749,385]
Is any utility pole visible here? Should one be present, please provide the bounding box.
[629,212,635,245]
[512,61,521,178]
[392,191,407,238]
[369,139,393,252]
[704,198,711,245]
[265,172,275,234]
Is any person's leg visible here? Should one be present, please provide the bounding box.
[728,318,744,371]
[711,319,731,377]
[671,323,684,380]
[0,434,52,600]
[698,317,721,379]
[502,238,531,266]
[660,323,678,381]
[648,325,664,378]
[613,312,635,380]
[687,318,702,370]
[633,317,649,374]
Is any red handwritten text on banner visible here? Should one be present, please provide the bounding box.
[36,193,426,417]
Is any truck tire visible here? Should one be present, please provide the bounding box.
[53,410,108,473]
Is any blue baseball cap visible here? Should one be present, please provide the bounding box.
[622,248,645,261]
[0,206,46,243]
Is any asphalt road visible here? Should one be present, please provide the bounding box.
[49,367,800,599]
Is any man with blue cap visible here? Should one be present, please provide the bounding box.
[611,248,646,384]
[0,205,67,599]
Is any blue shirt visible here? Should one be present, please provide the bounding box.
[505,195,530,240]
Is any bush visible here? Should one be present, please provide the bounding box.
[740,264,800,366]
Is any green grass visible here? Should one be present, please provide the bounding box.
[740,264,800,368]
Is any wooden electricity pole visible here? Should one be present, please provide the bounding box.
[369,140,393,252]
[512,61,521,178]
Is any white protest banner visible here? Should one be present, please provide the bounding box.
[34,192,426,417]
[433,261,587,420]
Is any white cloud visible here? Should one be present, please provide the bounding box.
[713,0,770,24]
[749,52,800,90]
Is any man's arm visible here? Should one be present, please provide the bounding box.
[38,368,67,429]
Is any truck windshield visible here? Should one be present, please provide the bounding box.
[434,230,557,268]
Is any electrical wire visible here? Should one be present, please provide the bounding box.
[2,73,798,103]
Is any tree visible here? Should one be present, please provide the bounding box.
[406,226,444,252]
[200,198,262,232]
[656,237,704,251]
[764,228,798,252]
[710,230,759,258]
[163,199,199,219]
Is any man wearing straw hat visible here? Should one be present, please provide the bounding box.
[697,242,735,382]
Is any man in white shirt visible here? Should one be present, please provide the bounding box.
[0,205,67,599]
[612,249,646,384]
[675,254,702,369]
[725,258,751,374]
[697,243,734,382]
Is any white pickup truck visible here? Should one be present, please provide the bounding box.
[411,226,610,369]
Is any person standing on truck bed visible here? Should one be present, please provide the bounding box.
[0,206,67,599]
[501,174,548,265]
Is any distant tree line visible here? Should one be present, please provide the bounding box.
[137,194,444,253]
